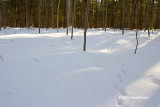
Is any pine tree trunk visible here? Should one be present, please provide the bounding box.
[57,0,60,33]
[135,0,138,54]
[63,0,66,28]
[15,0,17,27]
[81,0,84,28]
[111,0,114,28]
[45,0,48,30]
[39,0,41,33]
[151,0,154,33]
[83,0,89,51]
[145,0,150,36]
[91,0,94,28]
[0,1,2,31]
[51,0,54,29]
[66,0,70,35]
[104,0,108,32]
[102,0,105,30]
[131,0,136,30]
[155,0,160,29]
[71,0,77,39]
[139,0,142,30]
[122,0,125,35]
[2,1,6,29]
[25,0,30,28]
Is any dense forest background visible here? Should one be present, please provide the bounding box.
[0,0,160,30]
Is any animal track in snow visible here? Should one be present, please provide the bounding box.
[114,60,128,106]
[0,55,4,61]
[116,89,129,106]
[33,58,41,63]
[119,62,127,74]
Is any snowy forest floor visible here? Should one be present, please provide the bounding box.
[0,28,160,107]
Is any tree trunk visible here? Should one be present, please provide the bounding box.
[45,0,48,30]
[39,0,41,33]
[95,0,98,28]
[25,0,31,28]
[57,0,60,33]
[135,0,138,54]
[2,1,6,29]
[51,0,54,29]
[71,0,77,39]
[139,0,142,30]
[104,0,108,32]
[131,0,136,30]
[155,0,160,29]
[63,0,66,28]
[81,0,84,28]
[122,0,125,35]
[151,0,154,33]
[15,0,17,27]
[102,0,105,30]
[66,0,70,35]
[145,0,150,36]
[111,0,115,28]
[0,1,2,31]
[83,0,89,51]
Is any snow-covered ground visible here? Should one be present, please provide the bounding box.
[0,28,160,107]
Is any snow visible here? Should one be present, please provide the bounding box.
[0,28,160,107]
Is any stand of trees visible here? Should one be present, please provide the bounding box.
[0,0,159,30]
[0,0,160,52]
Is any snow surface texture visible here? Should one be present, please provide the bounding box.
[0,28,160,107]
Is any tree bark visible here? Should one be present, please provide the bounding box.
[104,0,108,32]
[66,0,70,35]
[139,0,142,30]
[15,0,17,27]
[145,0,150,36]
[51,0,54,29]
[155,0,160,29]
[151,0,154,33]
[2,1,6,29]
[102,0,105,30]
[25,0,31,28]
[83,0,89,51]
[39,0,41,33]
[111,0,115,28]
[57,0,60,33]
[131,0,136,30]
[81,0,84,28]
[0,1,2,31]
[71,0,77,39]
[122,0,125,35]
[45,0,48,30]
[135,0,138,54]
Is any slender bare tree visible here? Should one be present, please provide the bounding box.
[145,0,150,36]
[83,0,89,51]
[122,0,125,35]
[135,0,139,54]
[2,1,6,29]
[71,0,77,39]
[66,0,70,35]
[25,0,30,28]
[104,0,108,32]
[57,0,60,33]
[0,1,2,31]
[151,0,154,34]
[45,0,48,30]
[39,0,41,33]
[51,0,54,29]
[81,0,84,28]
[15,0,17,27]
